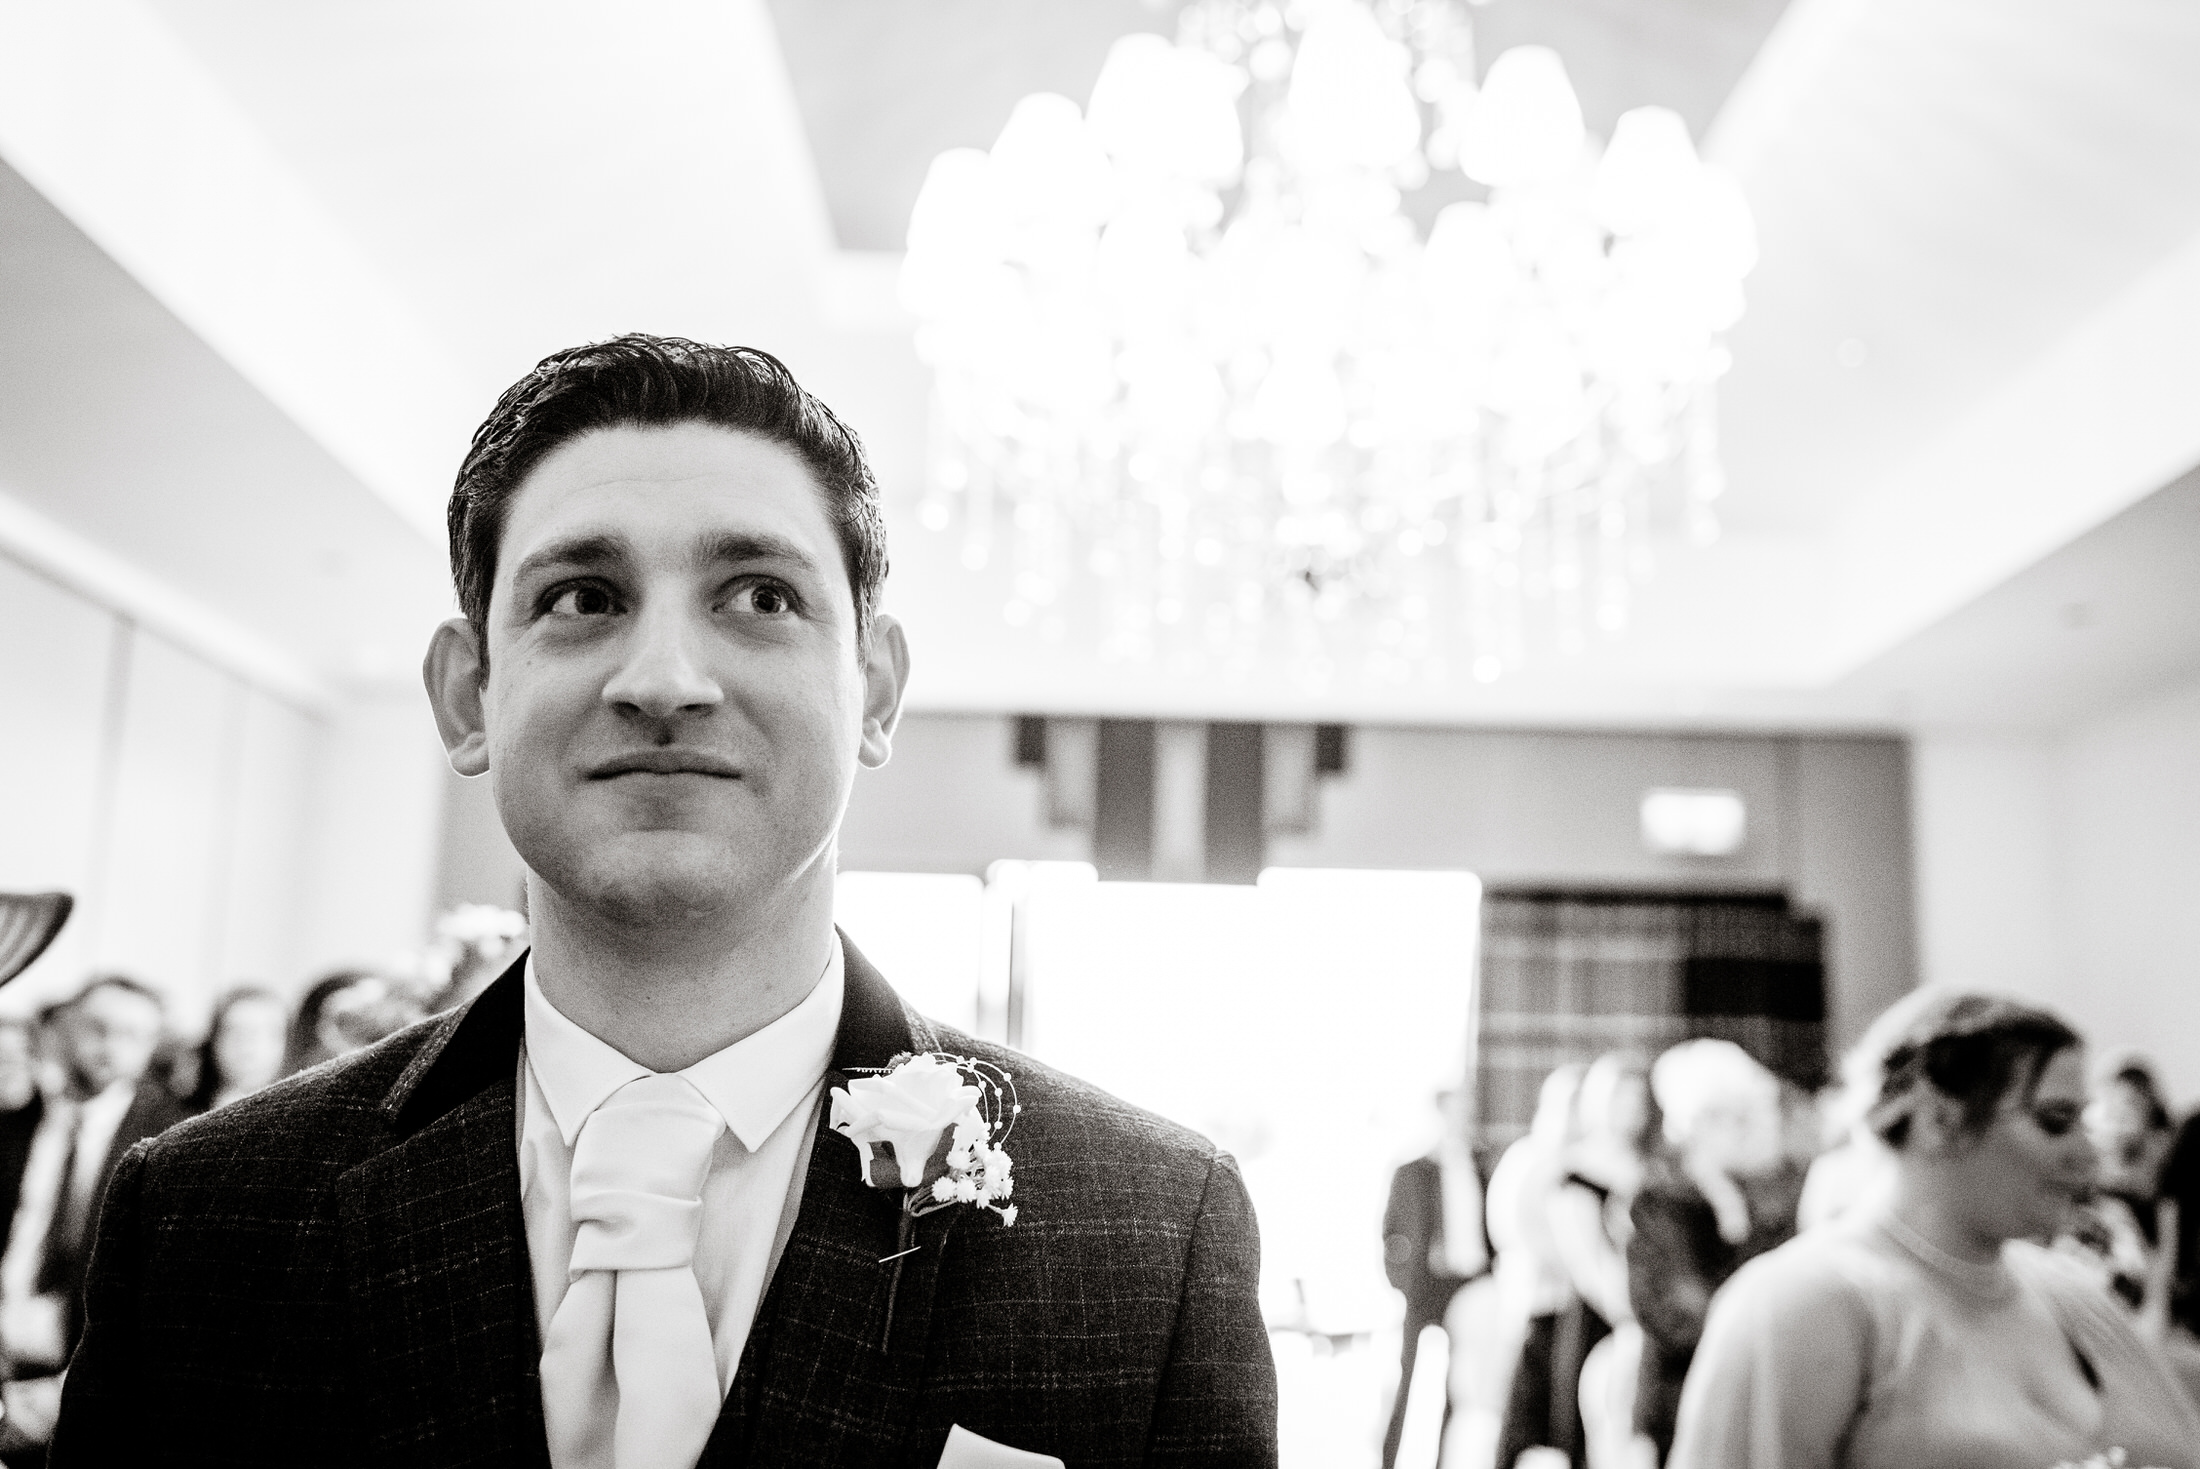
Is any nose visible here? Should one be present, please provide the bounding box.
[602,599,724,722]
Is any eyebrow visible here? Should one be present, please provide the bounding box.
[509,533,630,589]
[693,530,826,579]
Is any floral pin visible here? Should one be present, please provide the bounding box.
[828,1051,1020,1232]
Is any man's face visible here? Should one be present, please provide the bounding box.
[437,423,905,932]
[68,986,163,1095]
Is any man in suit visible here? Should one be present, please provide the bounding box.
[1379,1090,1489,1469]
[4,977,189,1456]
[53,336,1276,1468]
[0,1017,46,1253]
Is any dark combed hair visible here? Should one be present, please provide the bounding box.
[447,334,888,661]
[1858,990,2081,1148]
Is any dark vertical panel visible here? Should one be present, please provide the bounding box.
[1093,719,1155,880]
[1314,723,1349,774]
[1012,715,1047,767]
[1203,722,1266,884]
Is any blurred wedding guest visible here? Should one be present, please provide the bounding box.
[2154,1087,2200,1406]
[284,969,371,1075]
[1627,1040,1798,1464]
[1553,1053,1657,1469]
[284,970,429,1076]
[0,977,189,1457]
[425,903,528,1012]
[0,1019,44,1257]
[184,987,291,1115]
[1492,1062,1588,1469]
[1669,990,2200,1469]
[2056,1051,2178,1323]
[320,976,428,1055]
[30,1001,73,1101]
[1381,1087,1490,1469]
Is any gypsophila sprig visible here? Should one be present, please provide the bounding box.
[829,1052,1021,1228]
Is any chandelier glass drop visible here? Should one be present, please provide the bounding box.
[900,0,1756,684]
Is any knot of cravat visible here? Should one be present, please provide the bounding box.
[567,1073,724,1276]
[541,1072,728,1469]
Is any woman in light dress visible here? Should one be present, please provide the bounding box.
[1669,990,2200,1469]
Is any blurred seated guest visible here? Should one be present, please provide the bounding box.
[283,969,370,1076]
[425,903,528,1012]
[1669,991,2200,1469]
[317,976,428,1058]
[0,1018,44,1258]
[0,977,189,1457]
[2155,1088,2200,1406]
[184,987,291,1115]
[2056,1050,2178,1323]
[1493,1062,1588,1469]
[284,971,428,1076]
[30,1001,72,1102]
[1628,1040,1798,1464]
[1381,1087,1490,1469]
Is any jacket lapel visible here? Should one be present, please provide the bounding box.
[338,958,551,1468]
[703,935,954,1468]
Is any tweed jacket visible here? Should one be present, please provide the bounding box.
[50,942,1277,1468]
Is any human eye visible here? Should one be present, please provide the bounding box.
[722,579,798,618]
[543,581,623,618]
[2032,1102,2082,1137]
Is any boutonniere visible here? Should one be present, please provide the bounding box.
[829,1052,1021,1230]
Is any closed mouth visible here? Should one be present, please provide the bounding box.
[588,750,742,779]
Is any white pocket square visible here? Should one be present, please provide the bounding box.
[936,1423,1066,1468]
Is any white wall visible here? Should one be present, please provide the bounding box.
[1915,677,2200,1100]
[0,551,449,1022]
[1912,734,2065,997]
[0,555,114,1000]
[291,691,450,984]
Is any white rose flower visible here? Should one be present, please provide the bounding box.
[829,1055,983,1189]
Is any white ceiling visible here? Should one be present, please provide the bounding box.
[0,0,2194,730]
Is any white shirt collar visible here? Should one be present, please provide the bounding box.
[522,937,844,1152]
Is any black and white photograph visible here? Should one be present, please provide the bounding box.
[1,1,2198,1465]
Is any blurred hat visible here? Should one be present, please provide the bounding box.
[0,892,72,988]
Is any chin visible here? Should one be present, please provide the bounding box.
[562,832,758,929]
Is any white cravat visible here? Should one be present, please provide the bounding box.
[518,946,843,1469]
[540,1073,725,1469]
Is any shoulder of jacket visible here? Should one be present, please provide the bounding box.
[138,1013,455,1171]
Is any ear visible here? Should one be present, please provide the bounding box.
[856,613,911,770]
[1906,1091,1971,1159]
[423,618,492,777]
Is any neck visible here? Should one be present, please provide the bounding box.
[526,863,838,1072]
[1884,1159,2005,1264]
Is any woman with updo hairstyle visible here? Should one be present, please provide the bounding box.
[1669,990,2200,1469]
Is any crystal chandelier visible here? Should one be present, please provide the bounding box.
[900,0,1756,684]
